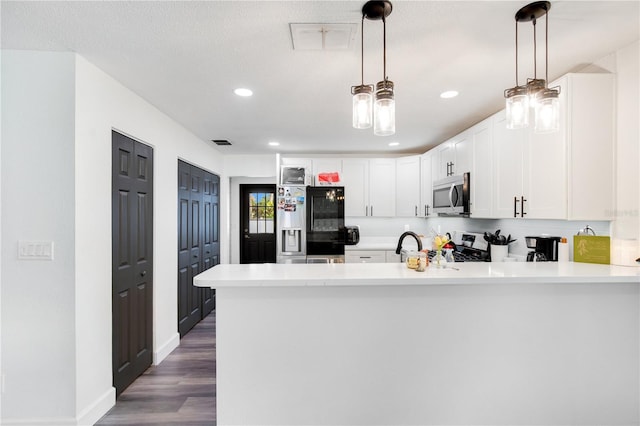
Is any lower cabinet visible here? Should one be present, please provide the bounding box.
[345,250,401,263]
[345,250,386,263]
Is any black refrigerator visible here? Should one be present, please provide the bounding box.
[306,186,345,263]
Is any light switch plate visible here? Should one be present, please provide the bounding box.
[18,240,54,260]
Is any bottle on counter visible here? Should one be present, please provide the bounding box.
[416,252,428,272]
[558,237,569,262]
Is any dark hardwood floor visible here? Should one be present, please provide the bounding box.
[96,312,216,426]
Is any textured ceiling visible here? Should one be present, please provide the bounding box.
[2,1,639,155]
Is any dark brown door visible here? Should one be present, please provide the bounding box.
[240,184,277,264]
[178,160,219,337]
[201,172,219,316]
[112,131,153,396]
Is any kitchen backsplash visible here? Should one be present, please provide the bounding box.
[346,216,610,260]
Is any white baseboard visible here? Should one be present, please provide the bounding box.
[76,387,116,426]
[154,332,180,365]
[1,417,77,425]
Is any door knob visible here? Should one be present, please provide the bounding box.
[140,270,147,277]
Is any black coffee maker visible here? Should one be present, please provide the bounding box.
[525,236,561,262]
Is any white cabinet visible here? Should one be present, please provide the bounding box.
[342,159,369,216]
[492,73,614,220]
[419,151,434,217]
[342,158,396,217]
[470,117,493,218]
[311,158,342,186]
[345,250,401,263]
[564,73,615,220]
[395,155,421,217]
[385,250,401,263]
[493,108,564,219]
[369,159,396,217]
[434,132,472,180]
[345,250,386,263]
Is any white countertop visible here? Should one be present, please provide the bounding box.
[194,261,640,288]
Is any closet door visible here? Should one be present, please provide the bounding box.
[201,171,220,316]
[178,160,220,337]
[112,131,153,396]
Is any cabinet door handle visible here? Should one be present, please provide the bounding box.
[371,206,374,216]
[415,205,418,216]
[426,205,430,216]
[514,196,519,218]
[424,205,427,216]
[365,205,368,216]
[521,196,527,216]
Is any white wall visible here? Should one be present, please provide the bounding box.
[612,41,640,261]
[74,55,225,424]
[1,50,227,425]
[224,154,277,264]
[1,51,77,423]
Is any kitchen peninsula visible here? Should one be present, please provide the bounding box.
[195,263,640,425]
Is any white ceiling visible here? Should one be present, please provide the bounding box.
[2,1,638,155]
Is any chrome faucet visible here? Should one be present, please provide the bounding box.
[395,231,423,254]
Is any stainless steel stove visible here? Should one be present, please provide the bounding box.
[428,232,490,263]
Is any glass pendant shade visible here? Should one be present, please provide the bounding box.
[526,78,546,108]
[374,80,395,136]
[505,86,529,129]
[534,88,560,133]
[352,85,373,129]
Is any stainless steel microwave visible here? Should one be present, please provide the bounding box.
[432,172,470,216]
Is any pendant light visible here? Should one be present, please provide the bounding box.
[504,1,560,133]
[351,15,373,129]
[351,1,395,136]
[504,16,529,129]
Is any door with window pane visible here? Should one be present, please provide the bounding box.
[240,184,277,264]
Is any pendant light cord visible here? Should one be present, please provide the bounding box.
[515,20,519,85]
[533,18,537,80]
[545,9,549,87]
[382,15,387,81]
[360,15,365,85]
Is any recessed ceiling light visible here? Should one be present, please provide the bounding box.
[440,90,459,99]
[234,88,253,97]
[268,141,280,147]
[388,142,400,147]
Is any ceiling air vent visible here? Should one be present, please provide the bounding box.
[290,23,358,50]
[212,139,232,146]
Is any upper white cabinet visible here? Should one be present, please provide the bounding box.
[369,158,397,217]
[419,151,434,217]
[564,73,614,220]
[342,159,369,217]
[396,155,421,217]
[469,117,493,218]
[493,107,567,219]
[311,158,343,186]
[434,132,472,180]
[342,158,396,217]
[492,73,614,220]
